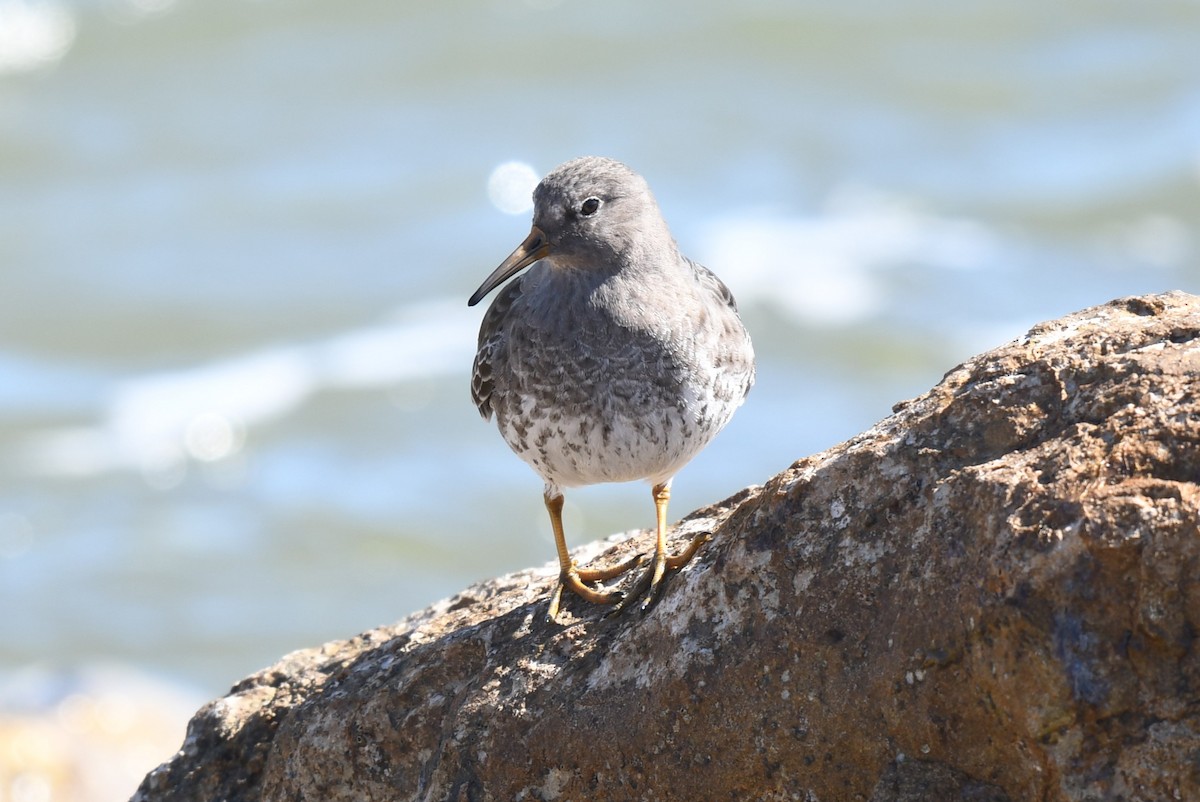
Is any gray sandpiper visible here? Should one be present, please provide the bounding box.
[468,156,755,620]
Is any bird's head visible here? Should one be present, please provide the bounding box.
[468,157,674,307]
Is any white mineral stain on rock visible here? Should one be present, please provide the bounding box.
[830,497,846,520]
[839,535,890,567]
[793,568,815,594]
[534,766,572,799]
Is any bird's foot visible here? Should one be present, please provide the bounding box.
[607,530,713,617]
[546,553,646,621]
[574,551,646,582]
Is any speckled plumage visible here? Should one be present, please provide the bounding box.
[468,156,754,617]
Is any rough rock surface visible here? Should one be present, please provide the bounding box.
[135,292,1200,801]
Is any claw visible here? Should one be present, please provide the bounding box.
[542,485,713,621]
[546,565,628,622]
[544,491,646,621]
[606,529,714,616]
[575,551,646,582]
[547,580,566,622]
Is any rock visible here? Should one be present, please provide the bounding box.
[134,291,1200,802]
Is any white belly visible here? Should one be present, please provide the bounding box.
[497,375,735,493]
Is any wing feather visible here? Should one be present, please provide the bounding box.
[470,277,524,420]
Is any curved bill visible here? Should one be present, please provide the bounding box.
[467,226,550,307]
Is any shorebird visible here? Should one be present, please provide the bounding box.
[468,156,755,620]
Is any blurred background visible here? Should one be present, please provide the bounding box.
[1,0,1198,797]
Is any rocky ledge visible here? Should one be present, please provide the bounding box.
[135,291,1200,802]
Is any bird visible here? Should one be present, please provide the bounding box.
[468,156,755,620]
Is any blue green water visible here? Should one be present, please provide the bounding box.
[1,0,1197,697]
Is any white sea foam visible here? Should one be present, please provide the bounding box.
[15,299,478,479]
[9,193,1007,482]
[311,299,474,389]
[10,191,1006,481]
[697,185,999,326]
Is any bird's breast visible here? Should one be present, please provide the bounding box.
[489,308,747,487]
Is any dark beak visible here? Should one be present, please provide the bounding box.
[468,226,550,307]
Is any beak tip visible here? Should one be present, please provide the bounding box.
[468,225,549,309]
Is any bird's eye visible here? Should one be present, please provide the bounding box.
[579,197,602,217]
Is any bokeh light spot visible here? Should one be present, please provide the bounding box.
[0,0,76,74]
[183,413,243,463]
[487,161,538,215]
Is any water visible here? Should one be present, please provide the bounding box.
[2,0,1197,706]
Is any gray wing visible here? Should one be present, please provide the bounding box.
[471,277,524,420]
[686,257,740,313]
[685,257,756,398]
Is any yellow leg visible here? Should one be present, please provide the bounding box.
[544,492,641,621]
[610,482,712,614]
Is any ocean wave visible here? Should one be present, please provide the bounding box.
[9,189,1184,482]
[13,299,477,479]
[696,184,1001,325]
